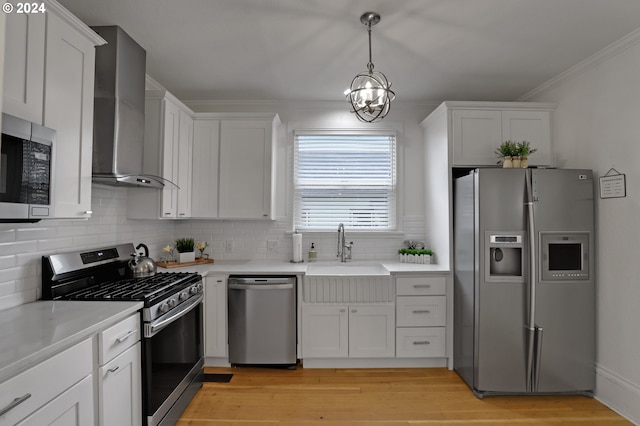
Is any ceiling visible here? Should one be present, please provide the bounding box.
[58,0,640,104]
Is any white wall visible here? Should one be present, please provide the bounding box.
[523,30,640,423]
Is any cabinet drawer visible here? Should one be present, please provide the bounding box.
[396,327,445,358]
[0,338,92,425]
[396,276,446,295]
[396,296,446,327]
[99,313,140,365]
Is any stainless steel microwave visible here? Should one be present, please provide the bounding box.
[0,113,55,221]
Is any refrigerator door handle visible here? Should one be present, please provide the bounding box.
[534,326,544,392]
[525,169,540,391]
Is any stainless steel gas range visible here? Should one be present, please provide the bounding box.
[42,243,204,426]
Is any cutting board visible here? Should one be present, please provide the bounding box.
[156,258,214,268]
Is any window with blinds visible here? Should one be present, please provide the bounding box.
[293,133,397,231]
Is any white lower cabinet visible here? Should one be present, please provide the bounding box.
[0,338,93,425]
[302,304,394,358]
[97,313,141,426]
[205,276,228,360]
[16,375,94,426]
[99,343,141,426]
[395,276,447,359]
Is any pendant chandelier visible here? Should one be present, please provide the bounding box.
[344,12,396,123]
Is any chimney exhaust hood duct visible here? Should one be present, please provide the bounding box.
[91,26,172,189]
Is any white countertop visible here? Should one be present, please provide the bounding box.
[157,259,450,276]
[0,300,143,383]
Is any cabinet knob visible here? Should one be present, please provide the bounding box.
[84,210,93,215]
[351,309,357,313]
[339,309,346,313]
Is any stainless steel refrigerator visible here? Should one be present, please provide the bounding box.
[453,168,595,397]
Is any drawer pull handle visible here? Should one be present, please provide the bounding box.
[0,393,31,416]
[115,330,136,344]
[413,341,431,345]
[351,309,357,313]
[413,284,431,289]
[413,310,431,314]
[107,366,120,374]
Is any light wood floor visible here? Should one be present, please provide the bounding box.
[177,367,630,425]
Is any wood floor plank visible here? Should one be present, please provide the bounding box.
[177,367,630,425]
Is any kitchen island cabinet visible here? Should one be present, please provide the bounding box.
[2,0,106,219]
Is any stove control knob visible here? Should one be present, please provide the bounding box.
[158,303,169,314]
[189,285,198,295]
[168,298,177,309]
[197,283,203,292]
[179,291,188,301]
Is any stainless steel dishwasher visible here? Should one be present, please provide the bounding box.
[227,276,297,366]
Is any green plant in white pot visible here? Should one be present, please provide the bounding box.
[175,238,195,263]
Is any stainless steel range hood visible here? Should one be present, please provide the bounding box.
[91,26,168,188]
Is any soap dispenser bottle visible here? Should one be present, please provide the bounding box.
[308,243,317,262]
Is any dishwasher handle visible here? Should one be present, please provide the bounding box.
[229,283,293,290]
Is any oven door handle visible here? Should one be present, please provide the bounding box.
[146,292,203,338]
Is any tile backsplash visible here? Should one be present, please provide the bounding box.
[0,185,426,310]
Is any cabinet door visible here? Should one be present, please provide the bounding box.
[16,375,93,426]
[44,12,96,218]
[502,110,552,166]
[302,305,348,358]
[191,119,220,218]
[205,276,228,359]
[177,110,193,218]
[160,99,181,218]
[219,119,272,219]
[349,305,395,358]
[3,12,45,123]
[99,342,142,426]
[451,109,502,166]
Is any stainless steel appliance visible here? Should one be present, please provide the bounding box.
[0,113,55,221]
[453,168,595,397]
[42,243,204,426]
[91,26,170,188]
[228,276,297,366]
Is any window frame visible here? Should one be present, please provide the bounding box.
[292,128,402,233]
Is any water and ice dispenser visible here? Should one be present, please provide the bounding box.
[485,232,525,282]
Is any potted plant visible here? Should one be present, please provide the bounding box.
[516,141,537,168]
[175,238,195,263]
[495,141,518,168]
[398,248,434,264]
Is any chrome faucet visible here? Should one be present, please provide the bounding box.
[337,223,353,262]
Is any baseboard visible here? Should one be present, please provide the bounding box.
[595,364,640,424]
[301,357,448,369]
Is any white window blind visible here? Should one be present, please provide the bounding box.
[294,133,397,230]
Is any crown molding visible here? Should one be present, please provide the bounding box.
[518,27,640,101]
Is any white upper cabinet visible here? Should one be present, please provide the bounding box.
[127,90,194,219]
[218,116,279,219]
[444,102,554,167]
[2,1,105,219]
[192,113,280,220]
[3,13,45,123]
[191,118,220,219]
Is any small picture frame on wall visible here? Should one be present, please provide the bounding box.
[599,168,626,199]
